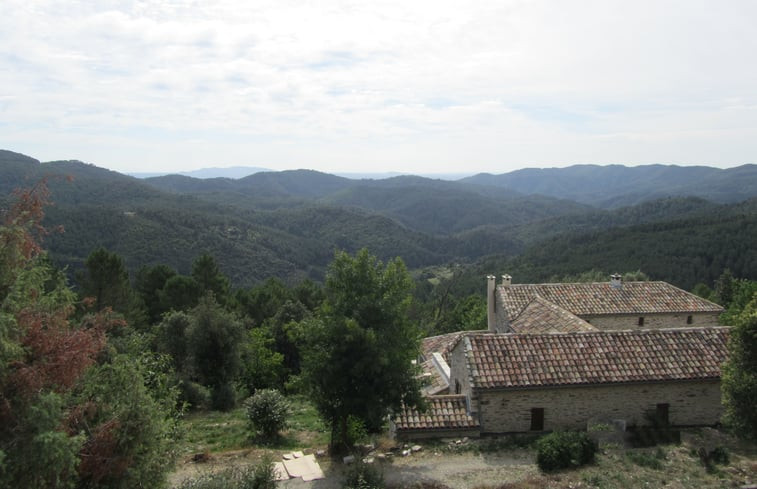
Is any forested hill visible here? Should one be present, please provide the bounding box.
[3,148,757,290]
[461,164,757,208]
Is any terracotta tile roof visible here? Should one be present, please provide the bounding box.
[421,331,470,362]
[420,357,450,396]
[462,327,729,390]
[510,296,597,333]
[394,395,480,431]
[499,281,724,319]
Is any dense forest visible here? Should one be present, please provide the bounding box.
[3,149,757,295]
[3,150,757,487]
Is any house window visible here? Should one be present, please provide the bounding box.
[638,316,645,326]
[686,315,693,325]
[455,380,461,394]
[530,408,544,431]
[656,403,670,425]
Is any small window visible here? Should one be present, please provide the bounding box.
[638,316,645,326]
[455,380,461,394]
[686,315,693,325]
[530,408,544,431]
[656,403,670,425]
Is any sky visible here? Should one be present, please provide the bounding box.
[1,1,756,175]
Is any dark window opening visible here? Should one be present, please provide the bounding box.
[638,316,645,326]
[686,315,693,325]
[656,403,670,425]
[530,408,544,431]
[455,380,461,394]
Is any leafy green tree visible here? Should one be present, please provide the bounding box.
[302,249,423,452]
[192,253,230,304]
[135,264,176,324]
[236,277,292,326]
[187,294,244,410]
[155,311,192,373]
[240,328,285,393]
[79,247,131,311]
[159,275,201,312]
[715,269,736,307]
[722,296,757,440]
[78,247,146,328]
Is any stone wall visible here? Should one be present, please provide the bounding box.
[449,338,477,413]
[584,312,721,331]
[476,380,722,433]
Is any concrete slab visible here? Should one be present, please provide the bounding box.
[273,462,290,481]
[283,454,324,481]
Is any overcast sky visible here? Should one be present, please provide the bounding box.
[1,1,756,175]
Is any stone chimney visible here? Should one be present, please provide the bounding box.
[501,274,512,286]
[487,275,496,332]
[610,273,623,289]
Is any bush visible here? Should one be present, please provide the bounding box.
[244,389,290,441]
[536,431,598,472]
[179,380,210,410]
[343,462,384,489]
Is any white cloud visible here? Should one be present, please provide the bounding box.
[1,0,756,173]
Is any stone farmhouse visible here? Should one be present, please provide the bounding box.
[393,275,729,439]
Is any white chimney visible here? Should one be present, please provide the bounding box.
[502,274,512,286]
[610,273,622,289]
[487,275,496,332]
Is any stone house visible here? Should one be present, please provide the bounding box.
[393,276,729,439]
[447,328,729,434]
[487,274,723,333]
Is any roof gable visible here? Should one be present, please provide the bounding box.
[510,296,597,333]
[499,281,724,319]
[463,327,729,390]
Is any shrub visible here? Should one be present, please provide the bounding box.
[627,447,666,469]
[343,462,384,489]
[536,431,597,472]
[247,456,277,489]
[244,389,290,441]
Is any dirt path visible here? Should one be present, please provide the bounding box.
[171,447,537,489]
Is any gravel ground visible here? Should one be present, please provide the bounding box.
[171,446,537,489]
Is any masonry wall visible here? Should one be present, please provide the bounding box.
[449,338,478,413]
[477,380,722,433]
[583,312,721,331]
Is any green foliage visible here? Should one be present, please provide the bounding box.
[0,392,83,489]
[186,294,244,410]
[240,327,285,393]
[135,264,176,324]
[156,311,191,373]
[343,462,385,489]
[627,448,667,469]
[721,297,757,440]
[73,354,180,489]
[303,249,423,451]
[535,431,598,472]
[160,274,201,312]
[192,253,231,304]
[244,389,291,441]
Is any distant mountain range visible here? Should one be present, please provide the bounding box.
[129,166,272,179]
[3,148,757,289]
[129,167,472,181]
[461,164,757,208]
